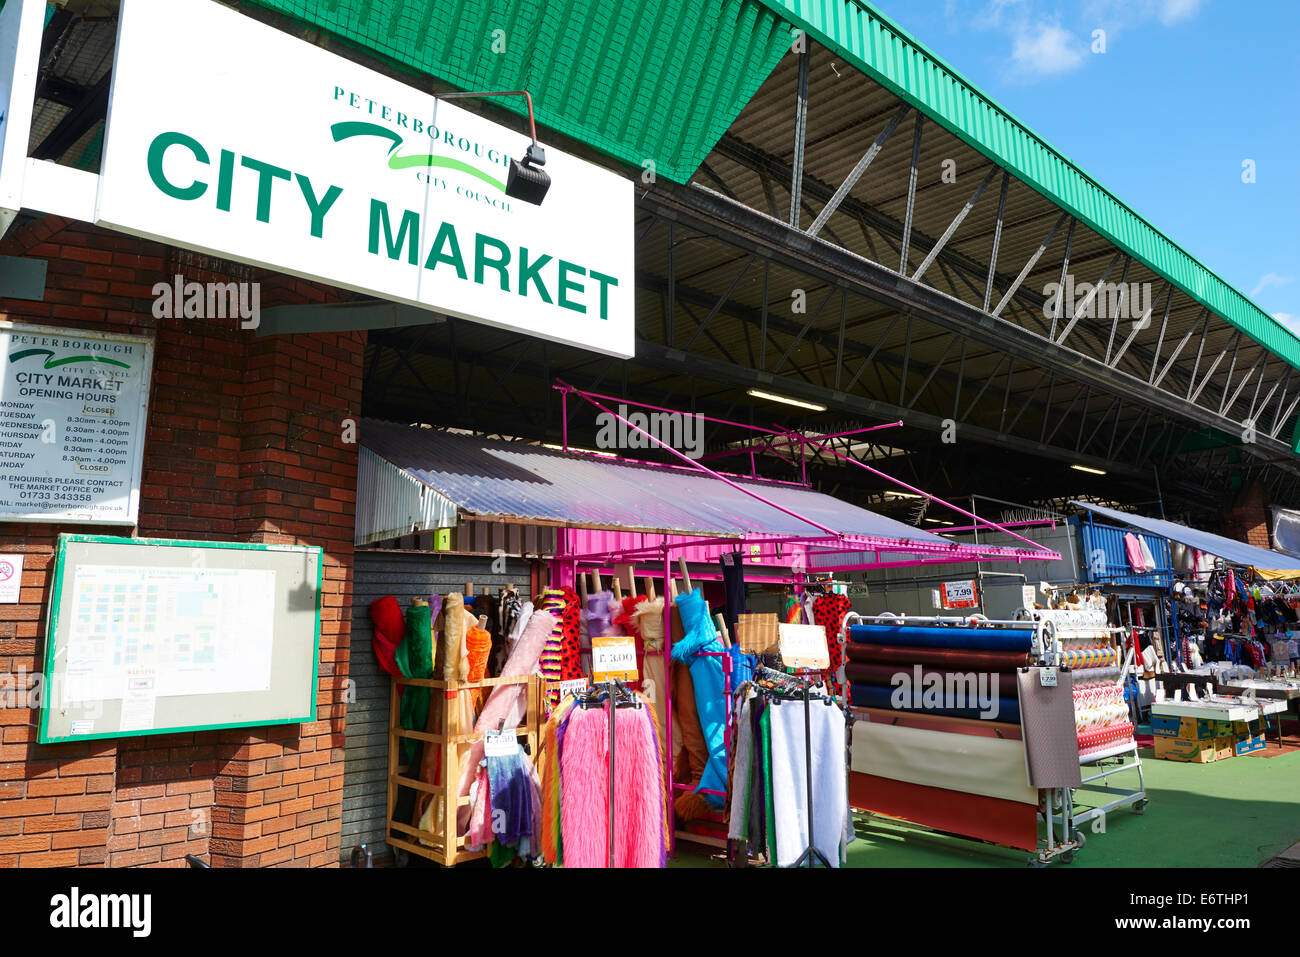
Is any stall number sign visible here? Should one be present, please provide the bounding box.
[940,580,978,610]
[592,636,637,683]
[777,623,829,670]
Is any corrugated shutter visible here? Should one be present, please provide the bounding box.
[343,550,533,863]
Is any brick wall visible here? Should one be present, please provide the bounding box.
[1224,480,1272,550]
[0,216,362,867]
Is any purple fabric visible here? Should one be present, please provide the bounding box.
[486,750,533,848]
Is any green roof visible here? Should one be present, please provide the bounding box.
[244,0,792,184]
[753,0,1300,371]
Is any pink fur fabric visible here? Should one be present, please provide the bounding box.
[456,609,557,800]
[559,703,664,868]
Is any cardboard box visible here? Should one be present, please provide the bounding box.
[1211,736,1236,761]
[1151,715,1216,740]
[1154,735,1218,763]
[1234,734,1266,756]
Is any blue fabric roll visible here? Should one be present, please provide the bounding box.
[848,623,1034,652]
[850,682,1021,723]
[672,590,727,808]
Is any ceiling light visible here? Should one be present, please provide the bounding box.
[925,518,954,526]
[1070,464,1107,476]
[746,389,827,412]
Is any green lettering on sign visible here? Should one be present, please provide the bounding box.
[147,132,209,201]
[368,199,419,264]
[425,221,466,279]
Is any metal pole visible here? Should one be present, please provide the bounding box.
[607,679,616,868]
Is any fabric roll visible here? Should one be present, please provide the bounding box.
[456,609,557,800]
[440,592,467,682]
[845,661,1018,697]
[1016,668,1082,787]
[727,692,755,841]
[672,589,728,808]
[368,596,405,677]
[849,623,1034,652]
[846,642,1030,671]
[850,682,1021,723]
[394,602,434,765]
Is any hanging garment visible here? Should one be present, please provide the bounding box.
[811,592,853,703]
[1124,533,1147,573]
[539,589,568,703]
[486,748,539,853]
[671,589,728,809]
[720,551,745,638]
[727,690,756,841]
[767,695,849,867]
[1138,536,1157,573]
[559,587,583,682]
[781,594,803,624]
[558,701,665,868]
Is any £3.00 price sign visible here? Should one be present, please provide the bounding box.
[592,635,637,683]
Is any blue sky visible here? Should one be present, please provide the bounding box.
[873,0,1300,332]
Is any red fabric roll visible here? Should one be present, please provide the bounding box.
[845,662,1019,697]
[846,642,1029,671]
[368,595,404,677]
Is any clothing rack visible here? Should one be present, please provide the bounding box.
[750,665,840,868]
[573,678,643,868]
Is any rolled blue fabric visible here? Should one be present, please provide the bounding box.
[849,623,1034,652]
[672,590,727,808]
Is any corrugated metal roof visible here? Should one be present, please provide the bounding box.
[1072,501,1300,573]
[754,0,1300,372]
[361,418,952,545]
[243,0,792,183]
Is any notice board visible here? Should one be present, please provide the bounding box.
[40,535,322,743]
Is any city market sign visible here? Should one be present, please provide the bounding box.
[95,0,635,358]
[0,323,153,524]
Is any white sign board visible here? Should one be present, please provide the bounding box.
[0,323,153,523]
[0,0,44,237]
[96,0,635,358]
[777,623,830,670]
[0,553,21,602]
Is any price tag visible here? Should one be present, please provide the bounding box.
[484,729,520,757]
[592,635,638,683]
[1039,667,1058,688]
[939,580,978,609]
[777,623,829,670]
[558,678,589,699]
[1021,584,1036,609]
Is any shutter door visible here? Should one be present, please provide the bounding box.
[343,551,533,863]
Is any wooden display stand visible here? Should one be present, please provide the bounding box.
[385,673,542,866]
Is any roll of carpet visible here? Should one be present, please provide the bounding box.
[849,623,1034,652]
[850,682,1020,723]
[845,662,1019,697]
[846,642,1030,671]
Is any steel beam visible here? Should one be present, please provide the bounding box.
[807,103,910,239]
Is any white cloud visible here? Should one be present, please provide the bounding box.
[1157,0,1203,25]
[1252,272,1294,297]
[1009,22,1086,77]
[1274,312,1298,329]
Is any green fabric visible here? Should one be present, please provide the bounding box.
[761,706,775,865]
[394,603,433,764]
[489,840,517,868]
[243,0,792,184]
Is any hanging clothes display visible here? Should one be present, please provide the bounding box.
[811,591,853,703]
[539,687,668,868]
[728,671,850,868]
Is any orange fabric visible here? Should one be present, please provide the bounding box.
[465,626,492,682]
